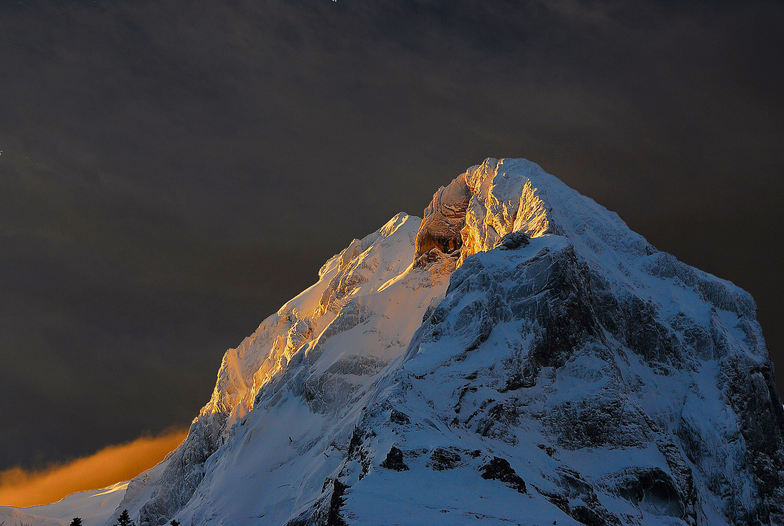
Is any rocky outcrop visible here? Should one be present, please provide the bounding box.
[414,173,471,257]
[379,447,408,471]
[134,413,225,526]
[480,457,526,493]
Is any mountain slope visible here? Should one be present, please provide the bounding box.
[0,481,127,526]
[112,211,455,525]
[57,158,782,525]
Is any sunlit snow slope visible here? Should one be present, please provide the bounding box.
[114,211,457,525]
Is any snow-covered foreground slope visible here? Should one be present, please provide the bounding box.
[21,157,783,525]
[0,481,126,526]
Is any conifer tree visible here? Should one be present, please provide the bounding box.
[115,509,135,526]
[70,519,83,526]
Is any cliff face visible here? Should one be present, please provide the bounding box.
[112,158,782,526]
[414,172,471,264]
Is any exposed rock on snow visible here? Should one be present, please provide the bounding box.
[414,172,471,261]
[23,158,782,526]
[480,457,527,493]
[379,447,409,472]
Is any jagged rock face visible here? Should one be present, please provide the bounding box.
[107,158,782,526]
[131,413,226,526]
[414,172,471,265]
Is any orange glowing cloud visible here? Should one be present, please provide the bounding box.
[0,428,187,508]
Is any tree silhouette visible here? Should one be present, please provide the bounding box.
[115,509,135,526]
[70,519,83,526]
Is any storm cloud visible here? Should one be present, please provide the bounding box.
[0,0,782,475]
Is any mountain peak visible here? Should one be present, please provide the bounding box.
[415,157,551,267]
[415,157,653,271]
[117,159,784,525]
[18,158,782,526]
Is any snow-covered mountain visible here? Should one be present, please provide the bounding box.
[18,158,784,525]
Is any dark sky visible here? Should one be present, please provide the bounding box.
[1,0,782,471]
